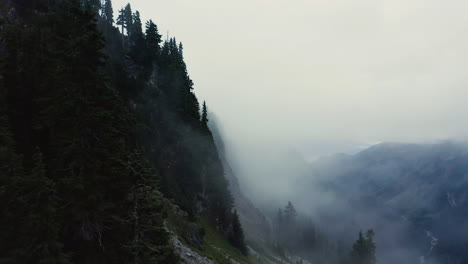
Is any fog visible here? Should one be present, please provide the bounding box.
[117,0,468,180]
[118,0,468,153]
[115,1,468,263]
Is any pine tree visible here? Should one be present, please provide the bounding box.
[34,1,140,261]
[145,19,162,61]
[0,148,71,263]
[132,11,143,37]
[18,150,69,263]
[350,230,377,264]
[129,11,145,64]
[278,201,298,249]
[1,0,244,262]
[229,211,248,255]
[123,3,133,36]
[365,230,377,264]
[116,8,125,34]
[81,0,101,14]
[0,59,69,260]
[126,151,177,263]
[350,231,367,263]
[102,0,114,24]
[284,201,297,225]
[201,101,209,130]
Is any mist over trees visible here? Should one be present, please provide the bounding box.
[0,0,246,262]
[269,200,377,264]
[350,230,377,264]
[5,1,455,264]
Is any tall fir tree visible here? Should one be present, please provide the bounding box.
[201,101,209,130]
[284,201,297,224]
[102,0,114,24]
[145,19,162,61]
[123,3,133,35]
[116,8,126,34]
[229,210,248,255]
[126,151,178,263]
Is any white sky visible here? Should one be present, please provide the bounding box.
[114,0,468,158]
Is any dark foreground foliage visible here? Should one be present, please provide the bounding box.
[0,0,246,262]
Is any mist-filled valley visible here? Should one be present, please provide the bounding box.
[221,135,468,264]
[2,0,468,264]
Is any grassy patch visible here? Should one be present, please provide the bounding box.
[165,204,276,264]
[196,217,256,264]
[166,209,259,263]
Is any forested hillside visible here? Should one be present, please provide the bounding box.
[0,0,245,262]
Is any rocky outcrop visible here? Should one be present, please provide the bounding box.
[165,199,205,250]
[171,235,214,264]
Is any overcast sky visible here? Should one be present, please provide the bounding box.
[115,0,468,159]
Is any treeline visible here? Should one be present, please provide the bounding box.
[273,201,377,264]
[0,0,245,262]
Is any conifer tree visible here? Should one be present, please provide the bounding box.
[123,3,133,35]
[284,201,297,224]
[1,1,245,261]
[132,11,142,34]
[32,1,150,261]
[116,8,125,34]
[102,0,114,24]
[126,151,178,263]
[229,210,248,255]
[351,231,367,263]
[17,150,69,263]
[81,0,101,13]
[365,230,377,264]
[145,19,162,61]
[201,101,209,130]
[129,10,145,64]
[350,230,377,264]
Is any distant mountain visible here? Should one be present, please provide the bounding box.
[296,142,468,264]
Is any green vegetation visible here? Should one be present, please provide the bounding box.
[0,1,380,263]
[197,217,252,264]
[0,0,246,262]
[167,211,259,264]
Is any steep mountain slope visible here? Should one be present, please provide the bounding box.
[209,117,271,243]
[0,0,247,262]
[210,118,317,264]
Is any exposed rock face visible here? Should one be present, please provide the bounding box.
[166,199,205,250]
[185,222,205,250]
[171,235,214,264]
